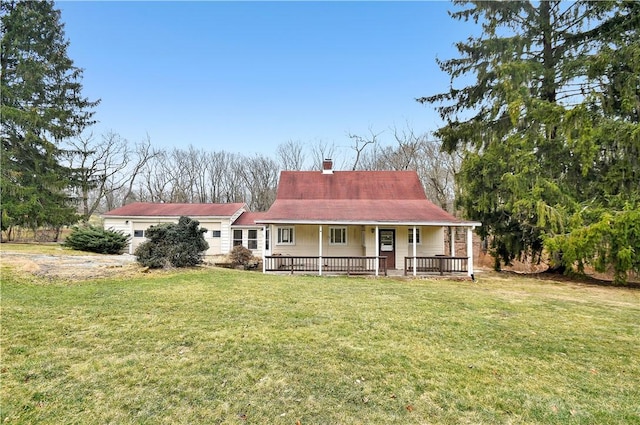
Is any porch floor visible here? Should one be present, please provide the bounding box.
[389,269,471,279]
[265,268,472,279]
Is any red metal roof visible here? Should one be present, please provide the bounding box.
[260,171,462,224]
[101,172,472,225]
[102,202,246,217]
[232,211,268,226]
[276,170,427,200]
[260,200,460,223]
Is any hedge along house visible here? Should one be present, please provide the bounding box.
[102,202,251,256]
[257,160,481,277]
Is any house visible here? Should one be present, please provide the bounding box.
[102,160,480,277]
[256,160,481,277]
[102,202,255,256]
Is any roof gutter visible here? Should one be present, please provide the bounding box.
[255,219,482,227]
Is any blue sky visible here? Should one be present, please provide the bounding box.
[56,1,474,155]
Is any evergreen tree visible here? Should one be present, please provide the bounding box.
[419,1,639,283]
[1,0,99,238]
[545,1,640,283]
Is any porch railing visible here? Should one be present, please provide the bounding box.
[404,256,468,276]
[265,256,387,276]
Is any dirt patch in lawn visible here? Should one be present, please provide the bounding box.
[1,250,141,281]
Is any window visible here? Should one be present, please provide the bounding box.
[133,230,144,237]
[233,229,243,246]
[408,228,421,244]
[265,228,270,250]
[248,229,258,250]
[277,227,294,244]
[211,230,221,238]
[330,227,347,245]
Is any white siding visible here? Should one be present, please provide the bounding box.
[103,218,130,235]
[399,226,445,257]
[363,227,378,257]
[271,225,366,257]
[103,216,234,256]
[200,221,222,255]
[419,227,445,256]
[220,218,232,254]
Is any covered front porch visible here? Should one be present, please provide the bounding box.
[259,222,478,277]
[264,255,388,275]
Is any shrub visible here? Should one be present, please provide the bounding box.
[62,225,129,254]
[135,216,209,268]
[229,245,253,267]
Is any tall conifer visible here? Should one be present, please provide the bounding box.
[420,1,639,282]
[1,0,99,237]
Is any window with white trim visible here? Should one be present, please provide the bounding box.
[233,229,243,246]
[247,229,258,250]
[265,228,270,250]
[133,230,145,237]
[211,230,221,238]
[408,228,421,244]
[277,227,295,244]
[330,227,347,245]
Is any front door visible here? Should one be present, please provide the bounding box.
[379,229,396,269]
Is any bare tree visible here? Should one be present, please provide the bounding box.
[168,147,199,202]
[309,140,338,170]
[186,146,210,203]
[64,132,123,220]
[276,140,306,171]
[387,127,424,170]
[237,155,279,211]
[205,150,231,203]
[417,139,460,212]
[219,153,246,203]
[347,128,381,170]
[138,146,208,203]
[353,126,460,211]
[160,145,210,203]
[64,131,159,220]
[110,134,159,209]
[363,127,428,171]
[140,150,174,202]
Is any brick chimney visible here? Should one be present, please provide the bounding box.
[322,159,333,174]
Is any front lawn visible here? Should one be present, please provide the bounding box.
[2,267,639,424]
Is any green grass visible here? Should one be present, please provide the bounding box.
[0,242,93,256]
[2,266,639,424]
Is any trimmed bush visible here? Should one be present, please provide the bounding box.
[62,225,130,254]
[135,216,209,268]
[229,245,253,267]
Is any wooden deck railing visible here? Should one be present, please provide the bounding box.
[404,256,468,275]
[265,256,387,276]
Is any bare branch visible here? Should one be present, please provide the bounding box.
[348,128,382,170]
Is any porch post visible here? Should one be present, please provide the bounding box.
[375,225,379,277]
[318,225,323,276]
[467,226,475,277]
[412,225,417,277]
[449,226,455,257]
[262,225,267,273]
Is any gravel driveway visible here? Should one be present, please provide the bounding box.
[1,251,139,280]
